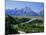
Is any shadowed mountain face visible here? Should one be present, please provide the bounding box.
[5,7,40,16]
[39,10,44,16]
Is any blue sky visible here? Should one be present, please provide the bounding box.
[6,0,44,13]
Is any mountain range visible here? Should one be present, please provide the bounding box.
[5,7,44,16]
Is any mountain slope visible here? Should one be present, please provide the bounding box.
[39,9,44,16]
[5,7,39,16]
